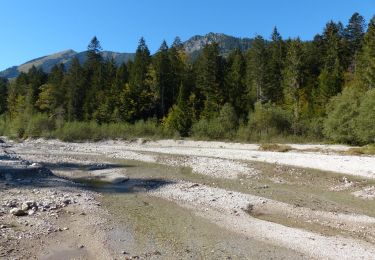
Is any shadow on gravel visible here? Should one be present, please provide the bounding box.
[0,156,173,194]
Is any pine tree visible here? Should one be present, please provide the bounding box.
[164,82,192,136]
[169,36,187,106]
[196,42,225,118]
[123,37,155,121]
[356,16,375,90]
[154,40,173,117]
[0,78,8,115]
[87,36,103,63]
[25,66,47,112]
[267,27,285,104]
[246,35,269,104]
[63,58,86,121]
[283,39,304,120]
[318,21,344,104]
[344,12,366,68]
[46,64,65,114]
[225,48,247,118]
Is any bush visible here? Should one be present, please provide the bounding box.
[259,143,293,152]
[356,89,375,144]
[25,113,56,138]
[346,145,375,155]
[323,87,363,144]
[192,103,238,140]
[245,102,292,139]
[163,105,191,137]
[53,119,174,142]
[0,115,8,136]
[53,121,103,141]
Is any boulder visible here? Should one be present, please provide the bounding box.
[10,208,27,216]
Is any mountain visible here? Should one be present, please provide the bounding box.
[0,33,253,79]
[183,32,253,59]
[0,50,135,79]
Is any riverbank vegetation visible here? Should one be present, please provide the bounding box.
[0,13,374,145]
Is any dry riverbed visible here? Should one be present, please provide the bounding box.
[1,137,375,259]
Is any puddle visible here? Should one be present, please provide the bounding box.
[40,247,89,260]
[100,193,305,259]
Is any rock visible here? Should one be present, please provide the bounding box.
[30,163,41,168]
[10,208,27,216]
[21,203,30,211]
[21,201,37,211]
[78,245,85,249]
[63,199,71,205]
[28,210,35,216]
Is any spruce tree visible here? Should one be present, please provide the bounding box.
[225,48,247,118]
[154,40,173,117]
[63,58,85,121]
[344,12,366,68]
[246,35,269,104]
[356,16,375,90]
[283,38,304,120]
[318,21,344,104]
[267,27,285,104]
[87,36,103,63]
[0,78,8,115]
[196,42,225,118]
[123,37,155,121]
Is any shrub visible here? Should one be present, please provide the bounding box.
[355,89,375,144]
[192,103,238,140]
[163,105,191,137]
[259,143,293,152]
[53,121,103,141]
[25,113,56,138]
[323,87,363,144]
[247,102,292,138]
[53,119,174,142]
[346,145,375,155]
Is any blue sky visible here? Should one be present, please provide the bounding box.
[1,0,374,71]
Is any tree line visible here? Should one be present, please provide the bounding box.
[0,12,374,144]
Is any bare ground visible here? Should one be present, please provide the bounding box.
[1,137,375,259]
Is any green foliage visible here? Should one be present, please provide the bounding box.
[323,87,363,144]
[246,35,269,103]
[54,119,173,142]
[196,42,225,117]
[283,38,304,119]
[25,113,55,138]
[225,49,247,117]
[355,88,375,143]
[267,27,285,103]
[356,16,375,90]
[0,78,8,115]
[259,143,293,152]
[248,102,292,137]
[192,103,238,140]
[1,15,375,145]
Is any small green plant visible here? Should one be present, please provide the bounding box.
[259,143,293,152]
[345,145,375,155]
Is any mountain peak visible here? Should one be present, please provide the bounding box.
[183,32,253,58]
[0,33,254,79]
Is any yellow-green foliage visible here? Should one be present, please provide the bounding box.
[259,143,293,152]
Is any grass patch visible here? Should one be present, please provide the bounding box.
[259,143,293,152]
[345,145,375,155]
